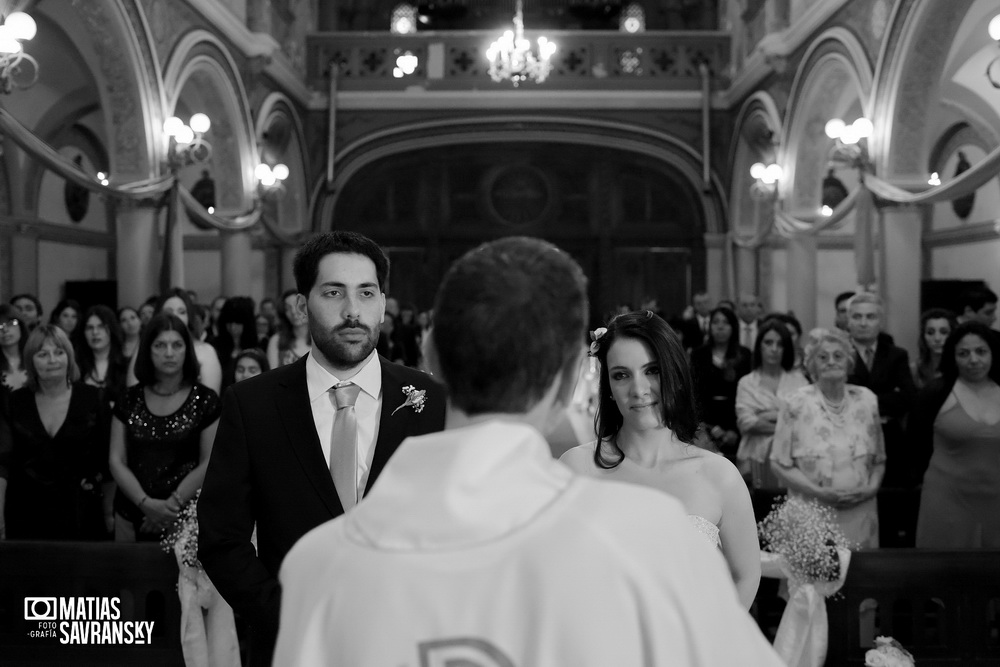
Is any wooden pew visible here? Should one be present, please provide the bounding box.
[826,549,1000,666]
[0,541,183,666]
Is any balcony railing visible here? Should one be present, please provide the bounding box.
[306,31,731,92]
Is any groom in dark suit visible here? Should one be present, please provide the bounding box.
[198,231,446,666]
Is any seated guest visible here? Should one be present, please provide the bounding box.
[10,293,43,331]
[690,306,752,460]
[110,314,220,541]
[912,321,1000,548]
[912,308,956,389]
[561,310,761,609]
[0,304,27,394]
[118,306,143,360]
[49,299,82,339]
[771,328,885,549]
[6,325,108,540]
[273,237,783,667]
[735,320,809,513]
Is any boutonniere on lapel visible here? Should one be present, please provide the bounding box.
[391,385,427,416]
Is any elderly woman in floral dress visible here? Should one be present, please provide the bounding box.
[770,328,886,548]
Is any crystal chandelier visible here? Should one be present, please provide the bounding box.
[485,0,556,87]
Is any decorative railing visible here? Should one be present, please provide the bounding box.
[306,31,731,91]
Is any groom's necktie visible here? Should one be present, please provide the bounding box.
[330,382,362,511]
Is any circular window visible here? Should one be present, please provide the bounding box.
[481,164,554,228]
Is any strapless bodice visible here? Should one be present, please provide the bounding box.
[688,514,721,548]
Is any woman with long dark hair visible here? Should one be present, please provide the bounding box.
[912,308,957,389]
[690,306,752,459]
[560,310,760,609]
[266,289,310,369]
[911,321,1000,547]
[211,296,260,391]
[118,306,143,360]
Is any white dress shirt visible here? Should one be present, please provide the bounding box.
[306,349,382,501]
[740,320,758,349]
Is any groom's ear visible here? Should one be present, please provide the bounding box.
[294,293,308,319]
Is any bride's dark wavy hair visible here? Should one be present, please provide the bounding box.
[592,310,700,469]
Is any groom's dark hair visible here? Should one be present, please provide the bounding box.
[294,231,390,294]
[432,236,588,415]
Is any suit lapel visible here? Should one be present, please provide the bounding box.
[365,359,408,496]
[851,349,870,384]
[274,358,343,516]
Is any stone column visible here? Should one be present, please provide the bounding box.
[736,246,758,297]
[880,205,923,358]
[115,200,161,308]
[281,246,298,294]
[786,234,818,330]
[221,229,253,296]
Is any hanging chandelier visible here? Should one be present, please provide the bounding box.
[485,0,557,87]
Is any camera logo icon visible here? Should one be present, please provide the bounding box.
[24,597,57,621]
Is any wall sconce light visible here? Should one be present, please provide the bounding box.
[750,162,783,198]
[988,15,1000,88]
[256,162,289,198]
[928,172,941,186]
[0,11,38,94]
[825,116,874,172]
[164,113,212,170]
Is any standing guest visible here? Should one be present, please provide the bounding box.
[6,325,108,539]
[118,306,143,360]
[79,305,128,537]
[138,296,157,328]
[393,303,421,366]
[141,288,223,394]
[233,349,269,384]
[0,407,9,538]
[254,314,272,350]
[561,310,761,609]
[956,284,998,327]
[913,309,956,389]
[771,328,886,548]
[206,296,227,345]
[690,306,751,459]
[189,303,211,344]
[274,237,782,667]
[266,289,311,369]
[199,231,446,667]
[109,314,220,541]
[212,296,260,391]
[10,293,43,331]
[0,305,27,393]
[845,292,917,547]
[735,320,809,516]
[79,306,130,407]
[718,298,737,312]
[415,309,432,348]
[912,321,1000,547]
[834,291,855,332]
[258,298,278,328]
[50,299,82,339]
[737,293,762,349]
[764,312,804,371]
[375,312,404,363]
[675,291,712,352]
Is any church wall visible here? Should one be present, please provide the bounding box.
[184,247,267,305]
[36,242,109,313]
[930,240,1000,300]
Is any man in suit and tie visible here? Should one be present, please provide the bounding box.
[675,291,712,351]
[737,293,762,349]
[198,231,446,666]
[845,292,916,547]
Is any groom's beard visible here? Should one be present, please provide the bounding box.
[312,318,380,369]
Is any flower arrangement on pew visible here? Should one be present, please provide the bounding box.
[865,636,915,667]
[758,495,853,591]
[757,496,856,667]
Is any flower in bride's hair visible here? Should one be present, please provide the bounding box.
[392,385,427,416]
[589,327,608,357]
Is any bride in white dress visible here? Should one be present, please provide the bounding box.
[561,310,761,609]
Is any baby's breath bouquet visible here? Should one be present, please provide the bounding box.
[865,636,915,666]
[161,489,201,568]
[758,495,853,587]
